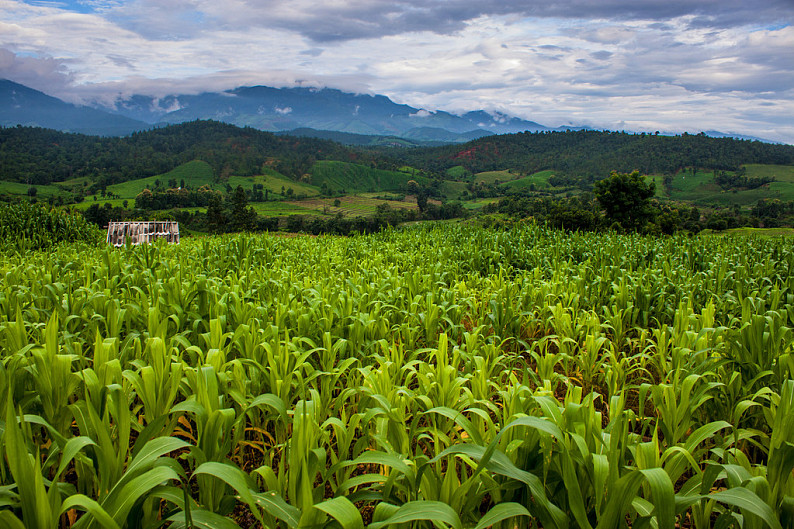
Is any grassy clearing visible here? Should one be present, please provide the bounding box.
[83,162,319,204]
[249,201,318,216]
[228,170,320,198]
[648,175,668,199]
[285,195,419,217]
[71,198,130,210]
[665,165,794,205]
[499,170,554,191]
[440,180,469,199]
[473,170,515,184]
[310,161,427,193]
[667,169,716,194]
[446,165,470,179]
[462,197,500,210]
[0,180,64,199]
[768,181,794,201]
[100,160,216,199]
[744,163,794,182]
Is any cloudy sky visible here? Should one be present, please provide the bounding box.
[1,0,793,142]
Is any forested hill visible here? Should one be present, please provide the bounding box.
[395,130,794,179]
[3,121,794,190]
[0,121,372,186]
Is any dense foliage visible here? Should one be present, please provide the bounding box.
[395,130,794,179]
[0,201,101,252]
[0,121,367,186]
[714,170,775,190]
[0,225,792,528]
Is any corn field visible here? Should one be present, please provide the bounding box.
[0,223,792,528]
[0,202,101,253]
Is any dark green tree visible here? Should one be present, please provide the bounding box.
[206,192,227,233]
[228,185,257,232]
[416,189,428,213]
[594,170,656,231]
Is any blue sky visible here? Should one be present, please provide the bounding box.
[2,0,793,143]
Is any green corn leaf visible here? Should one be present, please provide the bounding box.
[60,494,121,529]
[595,470,644,529]
[709,488,783,529]
[639,468,675,529]
[684,421,732,452]
[166,509,242,529]
[194,462,301,528]
[561,449,593,529]
[124,436,189,477]
[427,443,567,529]
[473,502,532,529]
[252,491,301,528]
[368,500,462,529]
[347,451,412,476]
[313,497,364,529]
[0,511,26,529]
[337,473,388,494]
[423,407,483,445]
[55,436,97,480]
[100,466,182,527]
[246,393,288,420]
[193,461,258,507]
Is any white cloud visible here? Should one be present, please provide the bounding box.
[0,0,792,142]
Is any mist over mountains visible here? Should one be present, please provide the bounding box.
[101,85,569,142]
[1,79,568,142]
[1,79,775,144]
[0,79,149,136]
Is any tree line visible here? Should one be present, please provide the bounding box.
[391,130,794,181]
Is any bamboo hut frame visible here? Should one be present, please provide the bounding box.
[106,221,180,246]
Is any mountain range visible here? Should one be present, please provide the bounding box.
[0,79,149,136]
[1,79,568,142]
[1,79,775,144]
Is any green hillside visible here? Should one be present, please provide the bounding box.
[474,170,514,184]
[309,161,428,193]
[395,129,794,180]
[0,120,366,186]
[664,165,794,206]
[228,169,320,198]
[105,160,215,197]
[498,170,554,191]
[745,164,794,181]
[0,180,62,198]
[440,180,468,200]
[445,165,470,179]
[72,161,320,204]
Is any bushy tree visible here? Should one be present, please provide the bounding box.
[594,170,656,231]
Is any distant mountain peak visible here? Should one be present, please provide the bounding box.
[0,79,147,136]
[93,84,556,140]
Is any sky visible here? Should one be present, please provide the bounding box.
[1,0,793,143]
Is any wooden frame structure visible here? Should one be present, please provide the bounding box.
[106,221,180,246]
